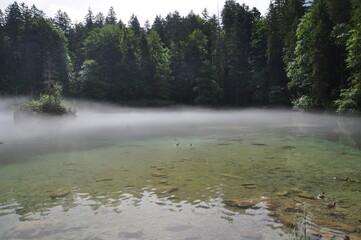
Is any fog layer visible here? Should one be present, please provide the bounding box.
[1,97,360,164]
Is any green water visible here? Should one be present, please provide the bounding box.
[0,109,361,240]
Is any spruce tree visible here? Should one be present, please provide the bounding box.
[105,7,117,25]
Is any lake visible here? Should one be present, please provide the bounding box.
[0,100,360,240]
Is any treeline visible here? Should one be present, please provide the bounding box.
[0,0,360,112]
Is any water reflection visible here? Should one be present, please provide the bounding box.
[1,190,285,240]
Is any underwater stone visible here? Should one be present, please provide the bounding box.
[276,191,290,197]
[50,189,70,199]
[297,193,315,200]
[309,229,335,239]
[159,180,168,184]
[155,186,179,194]
[315,220,356,233]
[221,174,243,180]
[278,215,296,228]
[280,146,296,150]
[95,178,113,182]
[280,203,303,213]
[349,234,361,240]
[251,143,267,146]
[242,183,257,189]
[223,198,270,209]
[292,197,310,203]
[151,172,168,178]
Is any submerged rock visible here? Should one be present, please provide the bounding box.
[251,143,267,146]
[159,180,168,184]
[315,220,356,233]
[280,203,303,213]
[278,215,296,228]
[155,186,179,194]
[276,191,290,197]
[50,189,70,199]
[309,229,336,239]
[280,146,296,150]
[349,234,361,240]
[96,178,113,182]
[297,192,315,200]
[223,197,270,209]
[241,183,257,189]
[151,172,168,178]
[221,174,243,180]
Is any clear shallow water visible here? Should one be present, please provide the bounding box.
[0,102,361,240]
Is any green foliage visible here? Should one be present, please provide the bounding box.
[2,0,361,112]
[194,60,223,105]
[334,87,361,113]
[18,82,70,114]
[292,95,314,112]
[146,30,172,99]
[222,1,255,106]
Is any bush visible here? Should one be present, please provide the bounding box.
[334,87,361,114]
[18,82,72,115]
[292,95,314,112]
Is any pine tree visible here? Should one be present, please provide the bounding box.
[105,7,117,25]
[4,2,25,94]
[84,7,94,29]
[94,12,105,28]
[29,4,44,18]
[129,14,141,37]
[266,0,290,106]
[53,10,71,35]
[0,9,5,93]
[222,1,255,106]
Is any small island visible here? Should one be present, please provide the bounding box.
[14,81,76,122]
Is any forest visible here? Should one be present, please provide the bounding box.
[0,0,360,112]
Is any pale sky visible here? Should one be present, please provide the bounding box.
[0,0,270,25]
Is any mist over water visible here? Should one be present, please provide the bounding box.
[1,97,361,240]
[1,97,359,145]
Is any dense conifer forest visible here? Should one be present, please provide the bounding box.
[0,0,360,112]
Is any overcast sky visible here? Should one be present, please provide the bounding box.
[1,0,270,25]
